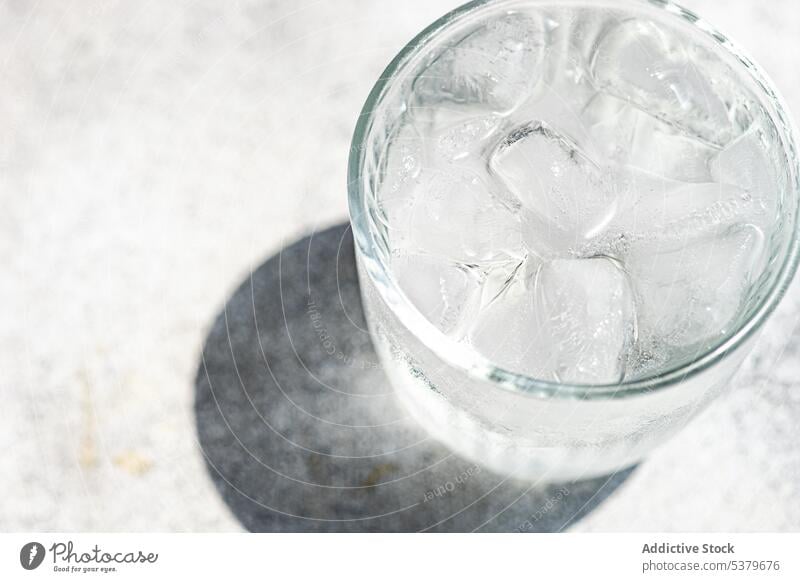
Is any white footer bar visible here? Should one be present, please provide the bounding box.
[1,533,796,581]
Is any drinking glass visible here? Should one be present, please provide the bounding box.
[347,0,800,481]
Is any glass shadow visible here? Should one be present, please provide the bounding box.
[194,222,635,532]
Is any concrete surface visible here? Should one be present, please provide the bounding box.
[1,0,799,531]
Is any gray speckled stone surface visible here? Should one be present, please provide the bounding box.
[2,0,800,531]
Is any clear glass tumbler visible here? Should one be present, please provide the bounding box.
[348,0,800,482]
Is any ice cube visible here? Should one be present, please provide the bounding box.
[411,13,547,114]
[590,19,737,146]
[583,93,718,182]
[410,106,504,165]
[377,120,424,201]
[508,12,603,155]
[476,256,529,306]
[629,122,718,184]
[581,91,640,163]
[710,123,781,226]
[535,258,637,383]
[626,223,766,357]
[489,121,620,257]
[514,82,604,161]
[385,167,525,265]
[392,254,483,337]
[616,175,764,243]
[470,256,636,384]
[468,258,545,378]
[543,8,610,82]
[433,114,504,162]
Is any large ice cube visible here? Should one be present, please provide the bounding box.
[509,12,608,162]
[514,82,604,161]
[580,91,639,163]
[489,121,620,257]
[377,120,424,201]
[616,176,758,240]
[626,223,766,363]
[392,254,483,337]
[468,258,545,378]
[590,19,738,146]
[551,7,611,75]
[629,122,718,184]
[710,123,781,227]
[434,114,504,162]
[582,93,718,182]
[411,13,547,114]
[384,167,525,265]
[536,258,637,384]
[470,256,636,384]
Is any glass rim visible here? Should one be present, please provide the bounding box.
[347,0,800,400]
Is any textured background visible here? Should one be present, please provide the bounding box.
[1,0,799,531]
